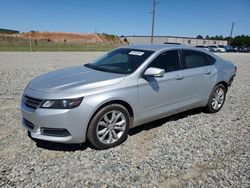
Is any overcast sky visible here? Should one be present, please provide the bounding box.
[1,0,250,37]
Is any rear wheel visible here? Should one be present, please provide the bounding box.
[87,104,130,149]
[205,84,226,113]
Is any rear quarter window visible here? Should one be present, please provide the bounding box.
[206,54,216,65]
[182,50,214,69]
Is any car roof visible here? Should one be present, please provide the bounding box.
[120,44,220,60]
[121,44,192,52]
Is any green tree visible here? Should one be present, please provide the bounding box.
[214,35,220,40]
[231,35,250,47]
[123,38,128,43]
[196,35,203,39]
[224,36,230,42]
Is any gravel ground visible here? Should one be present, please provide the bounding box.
[0,52,249,187]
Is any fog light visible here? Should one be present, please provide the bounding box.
[41,128,70,137]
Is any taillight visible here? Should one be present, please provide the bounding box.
[234,66,237,74]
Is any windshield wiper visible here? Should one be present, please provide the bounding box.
[85,64,109,72]
[85,63,127,74]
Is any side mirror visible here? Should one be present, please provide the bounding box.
[143,67,165,77]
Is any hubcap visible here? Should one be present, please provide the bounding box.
[211,88,225,110]
[96,110,126,144]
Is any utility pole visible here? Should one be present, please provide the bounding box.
[151,0,157,44]
[29,34,32,52]
[228,21,235,45]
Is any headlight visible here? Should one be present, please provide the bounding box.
[40,97,83,109]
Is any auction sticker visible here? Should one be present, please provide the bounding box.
[129,51,144,56]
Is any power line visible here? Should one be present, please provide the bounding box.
[161,0,231,24]
[38,0,249,36]
[161,0,250,30]
[41,0,150,15]
[156,13,228,34]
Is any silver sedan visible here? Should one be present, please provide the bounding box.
[20,44,236,149]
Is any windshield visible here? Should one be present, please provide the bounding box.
[85,48,154,74]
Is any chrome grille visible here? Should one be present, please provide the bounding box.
[23,95,43,109]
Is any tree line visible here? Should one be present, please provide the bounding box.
[196,35,250,47]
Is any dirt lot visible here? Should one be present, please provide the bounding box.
[0,52,249,187]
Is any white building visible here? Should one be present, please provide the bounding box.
[121,35,228,46]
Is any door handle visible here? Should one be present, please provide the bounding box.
[205,70,212,75]
[176,74,184,80]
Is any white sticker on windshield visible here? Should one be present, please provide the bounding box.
[129,51,144,56]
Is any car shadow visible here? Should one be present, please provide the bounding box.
[28,132,93,151]
[128,107,203,136]
[33,138,93,151]
[32,107,203,151]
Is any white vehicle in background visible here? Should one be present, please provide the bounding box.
[195,45,210,51]
[217,45,226,52]
[208,45,219,52]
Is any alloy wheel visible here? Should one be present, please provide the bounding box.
[96,110,126,144]
[211,88,225,110]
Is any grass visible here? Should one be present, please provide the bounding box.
[0,44,122,52]
[0,35,123,51]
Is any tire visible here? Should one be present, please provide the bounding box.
[87,104,130,149]
[205,84,226,113]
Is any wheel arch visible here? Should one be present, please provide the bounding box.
[215,81,228,92]
[205,80,228,107]
[85,99,134,139]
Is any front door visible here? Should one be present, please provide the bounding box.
[138,50,186,122]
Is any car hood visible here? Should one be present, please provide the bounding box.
[29,66,126,93]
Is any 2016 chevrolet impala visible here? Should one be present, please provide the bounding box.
[20,44,236,149]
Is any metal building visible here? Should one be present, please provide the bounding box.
[121,35,228,46]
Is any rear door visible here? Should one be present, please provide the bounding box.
[180,50,217,104]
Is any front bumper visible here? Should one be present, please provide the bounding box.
[20,92,90,144]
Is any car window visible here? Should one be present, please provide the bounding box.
[206,54,216,65]
[148,50,181,72]
[182,50,213,69]
[86,48,154,74]
[98,53,129,65]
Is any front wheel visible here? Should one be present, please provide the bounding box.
[87,104,130,149]
[205,84,226,113]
